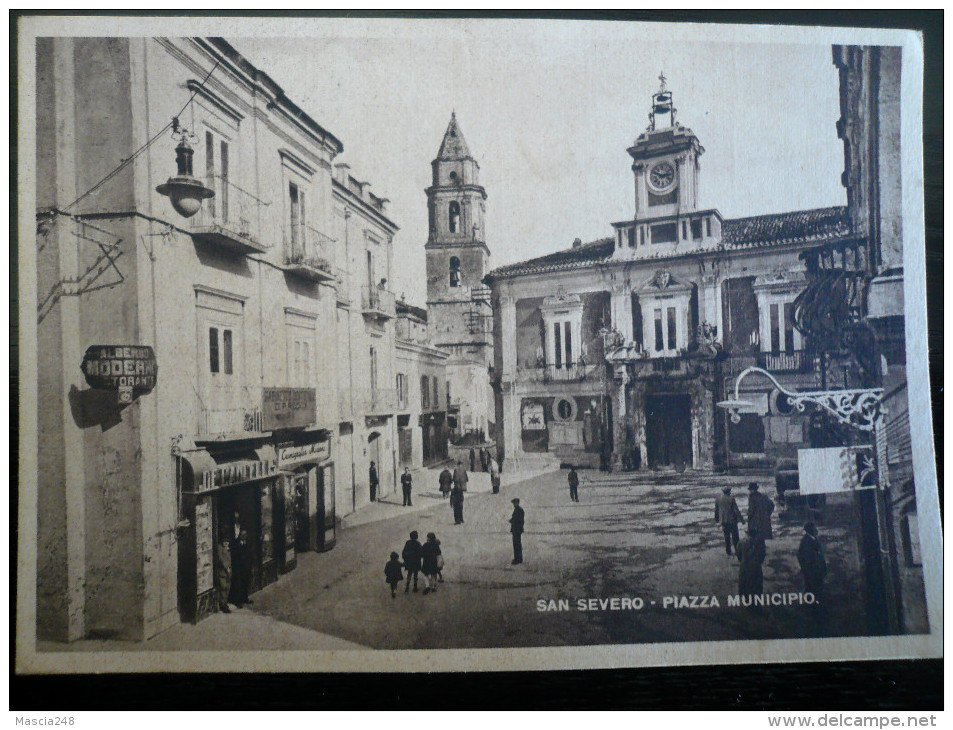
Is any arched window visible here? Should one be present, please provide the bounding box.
[448,201,460,233]
[449,170,458,184]
[449,256,461,287]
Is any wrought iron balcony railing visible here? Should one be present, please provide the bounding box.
[282,224,336,282]
[517,362,602,382]
[189,175,270,254]
[756,350,813,374]
[361,286,396,319]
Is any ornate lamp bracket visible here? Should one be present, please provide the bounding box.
[719,366,884,432]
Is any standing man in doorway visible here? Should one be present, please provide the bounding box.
[509,498,525,565]
[369,461,379,502]
[401,467,413,506]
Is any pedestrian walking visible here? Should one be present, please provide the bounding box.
[450,485,465,525]
[400,467,413,506]
[215,528,232,614]
[509,498,525,564]
[746,482,774,540]
[736,528,766,599]
[421,532,443,594]
[715,486,744,556]
[384,551,404,599]
[469,448,477,473]
[452,460,468,492]
[229,528,252,608]
[567,466,580,502]
[489,456,501,494]
[797,522,827,601]
[402,531,424,593]
[439,467,453,499]
[482,447,491,472]
[369,461,379,502]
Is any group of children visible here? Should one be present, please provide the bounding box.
[384,530,444,598]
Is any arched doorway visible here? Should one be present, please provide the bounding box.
[368,431,381,503]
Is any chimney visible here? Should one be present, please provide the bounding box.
[572,238,582,248]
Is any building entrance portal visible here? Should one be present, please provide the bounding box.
[645,393,692,469]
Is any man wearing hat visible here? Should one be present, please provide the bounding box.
[797,522,827,601]
[746,482,774,541]
[509,498,525,565]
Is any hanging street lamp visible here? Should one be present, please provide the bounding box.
[156,122,214,219]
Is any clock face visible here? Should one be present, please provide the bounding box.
[649,161,677,192]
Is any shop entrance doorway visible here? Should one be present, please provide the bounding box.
[645,393,692,469]
[368,432,381,502]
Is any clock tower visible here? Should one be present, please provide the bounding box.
[628,74,705,222]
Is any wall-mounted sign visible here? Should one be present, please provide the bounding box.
[198,458,278,493]
[277,441,330,468]
[262,388,316,431]
[522,403,546,431]
[81,345,157,403]
[798,446,876,495]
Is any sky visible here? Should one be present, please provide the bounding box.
[231,21,846,306]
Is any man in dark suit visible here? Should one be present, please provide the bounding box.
[369,461,379,502]
[400,467,413,506]
[567,466,580,503]
[797,522,827,600]
[509,498,525,565]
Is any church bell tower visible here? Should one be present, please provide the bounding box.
[425,113,493,436]
[426,112,491,344]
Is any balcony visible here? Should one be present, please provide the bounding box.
[189,175,270,255]
[197,404,266,440]
[281,224,336,282]
[517,362,603,383]
[361,286,396,320]
[756,350,813,374]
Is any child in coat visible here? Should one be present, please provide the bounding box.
[385,552,404,598]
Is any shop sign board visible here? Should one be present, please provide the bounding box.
[797,446,877,495]
[262,388,316,431]
[277,441,330,468]
[198,458,278,493]
[522,403,546,430]
[81,345,157,403]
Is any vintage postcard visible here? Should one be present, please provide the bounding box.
[15,16,942,673]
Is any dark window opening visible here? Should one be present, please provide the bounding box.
[650,222,678,244]
[770,303,781,353]
[706,217,712,237]
[209,327,219,373]
[554,323,563,368]
[433,377,439,408]
[449,201,460,233]
[784,302,796,353]
[421,375,430,409]
[667,307,677,351]
[449,171,458,184]
[449,256,461,287]
[223,329,233,375]
[639,227,645,246]
[627,228,635,248]
[691,219,703,240]
[648,189,677,207]
[682,220,688,240]
[564,322,572,366]
[654,309,663,352]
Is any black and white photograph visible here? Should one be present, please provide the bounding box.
[15,15,941,676]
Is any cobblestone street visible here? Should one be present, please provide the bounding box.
[246,469,869,650]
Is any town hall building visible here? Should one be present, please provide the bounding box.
[486,79,853,473]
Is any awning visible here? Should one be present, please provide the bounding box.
[179,444,279,493]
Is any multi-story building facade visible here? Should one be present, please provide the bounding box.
[486,80,852,473]
[34,36,415,642]
[395,301,451,471]
[330,163,401,516]
[424,114,494,443]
